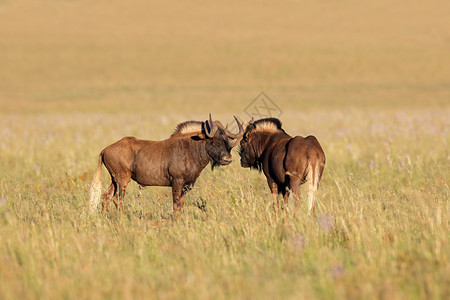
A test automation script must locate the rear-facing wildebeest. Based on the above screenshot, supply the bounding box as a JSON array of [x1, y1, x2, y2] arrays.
[[89, 114, 244, 214], [238, 118, 325, 216]]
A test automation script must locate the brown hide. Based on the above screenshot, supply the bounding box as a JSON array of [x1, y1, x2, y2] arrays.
[[89, 116, 243, 213], [239, 118, 325, 215]]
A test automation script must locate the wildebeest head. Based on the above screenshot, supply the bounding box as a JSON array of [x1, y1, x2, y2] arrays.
[[188, 114, 244, 169], [238, 120, 257, 168], [238, 118, 283, 169]]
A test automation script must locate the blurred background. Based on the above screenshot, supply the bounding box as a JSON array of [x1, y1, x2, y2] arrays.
[[1, 0, 449, 115], [0, 2, 449, 299]]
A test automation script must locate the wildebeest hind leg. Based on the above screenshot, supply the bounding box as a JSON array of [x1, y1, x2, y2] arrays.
[[289, 177, 302, 209], [282, 189, 290, 207], [113, 174, 131, 211], [267, 179, 279, 217], [102, 182, 116, 212]]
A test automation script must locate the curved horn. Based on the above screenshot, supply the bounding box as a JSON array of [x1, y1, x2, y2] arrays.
[[205, 113, 217, 138], [211, 117, 244, 139], [230, 116, 244, 138], [228, 116, 245, 148], [239, 117, 254, 136]]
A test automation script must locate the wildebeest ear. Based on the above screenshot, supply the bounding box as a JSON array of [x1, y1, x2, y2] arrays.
[[191, 133, 207, 140]]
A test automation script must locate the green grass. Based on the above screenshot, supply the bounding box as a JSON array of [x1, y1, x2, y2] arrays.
[[0, 0, 449, 299]]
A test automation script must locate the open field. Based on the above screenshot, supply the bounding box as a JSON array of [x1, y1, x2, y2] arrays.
[[0, 0, 449, 299]]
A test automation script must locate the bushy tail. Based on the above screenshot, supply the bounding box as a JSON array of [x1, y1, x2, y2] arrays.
[[306, 160, 324, 213], [89, 153, 103, 214]]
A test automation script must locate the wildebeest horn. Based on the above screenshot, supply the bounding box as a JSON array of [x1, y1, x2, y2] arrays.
[[205, 113, 218, 138], [227, 116, 245, 148], [224, 116, 244, 139], [205, 114, 244, 142], [240, 117, 254, 133], [210, 117, 244, 138]]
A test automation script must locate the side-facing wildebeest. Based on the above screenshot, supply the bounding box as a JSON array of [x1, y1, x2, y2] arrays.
[[237, 118, 325, 216], [89, 114, 244, 214]]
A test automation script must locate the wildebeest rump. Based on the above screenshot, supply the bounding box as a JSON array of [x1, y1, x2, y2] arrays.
[[238, 118, 325, 215], [89, 114, 244, 213]]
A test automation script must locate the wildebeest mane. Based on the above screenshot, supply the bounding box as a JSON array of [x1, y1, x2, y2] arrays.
[[252, 118, 283, 132], [172, 121, 204, 136]]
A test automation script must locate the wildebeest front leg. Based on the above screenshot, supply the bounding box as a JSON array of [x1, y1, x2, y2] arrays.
[[172, 179, 185, 212], [179, 184, 193, 210]]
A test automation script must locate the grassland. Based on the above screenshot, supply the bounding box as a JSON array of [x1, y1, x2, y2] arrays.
[[0, 0, 449, 299]]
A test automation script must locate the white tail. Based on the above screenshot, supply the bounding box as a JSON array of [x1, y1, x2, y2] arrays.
[[89, 154, 103, 214], [306, 162, 321, 213]]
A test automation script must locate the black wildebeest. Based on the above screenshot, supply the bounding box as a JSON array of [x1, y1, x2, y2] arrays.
[[237, 118, 325, 216], [89, 114, 244, 213]]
